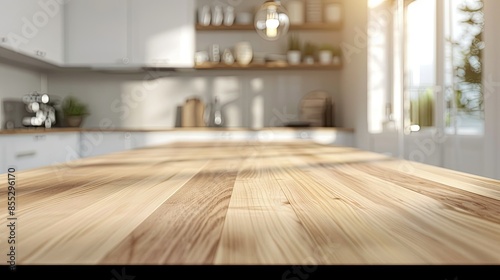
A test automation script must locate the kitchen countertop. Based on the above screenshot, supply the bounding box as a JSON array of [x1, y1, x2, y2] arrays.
[[0, 140, 499, 265], [0, 126, 354, 135]]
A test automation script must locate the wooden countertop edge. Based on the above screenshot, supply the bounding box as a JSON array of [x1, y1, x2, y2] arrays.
[[0, 127, 355, 135]]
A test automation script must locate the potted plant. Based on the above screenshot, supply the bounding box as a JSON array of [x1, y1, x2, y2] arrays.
[[287, 33, 302, 65], [62, 96, 89, 127], [303, 42, 317, 64]]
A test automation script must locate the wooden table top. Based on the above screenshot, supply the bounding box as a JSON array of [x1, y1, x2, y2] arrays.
[[1, 140, 499, 265]]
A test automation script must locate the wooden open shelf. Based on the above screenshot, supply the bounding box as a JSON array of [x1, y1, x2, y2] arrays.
[[194, 61, 342, 70], [195, 22, 342, 31]]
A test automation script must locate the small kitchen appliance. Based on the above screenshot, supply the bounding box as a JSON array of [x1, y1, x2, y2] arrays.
[[2, 91, 57, 129]]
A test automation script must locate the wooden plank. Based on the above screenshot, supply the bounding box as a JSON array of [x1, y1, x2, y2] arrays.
[[282, 151, 500, 264], [214, 151, 317, 264], [194, 62, 341, 70], [195, 23, 342, 31], [1, 149, 209, 264], [100, 157, 241, 264]]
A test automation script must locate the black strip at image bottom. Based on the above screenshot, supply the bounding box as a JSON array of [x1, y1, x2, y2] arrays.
[[0, 264, 498, 279]]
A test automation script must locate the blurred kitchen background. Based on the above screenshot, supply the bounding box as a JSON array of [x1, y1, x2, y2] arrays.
[[1, 0, 500, 180]]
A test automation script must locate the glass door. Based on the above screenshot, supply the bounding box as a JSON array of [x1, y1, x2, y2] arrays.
[[442, 0, 485, 176], [367, 0, 486, 177], [401, 0, 442, 167]]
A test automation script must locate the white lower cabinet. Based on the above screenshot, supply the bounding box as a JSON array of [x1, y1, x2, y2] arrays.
[[137, 130, 355, 147], [79, 131, 146, 158], [0, 129, 355, 172], [2, 132, 80, 172]]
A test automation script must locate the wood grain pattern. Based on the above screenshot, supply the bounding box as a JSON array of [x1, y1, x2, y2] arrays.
[[0, 141, 499, 264]]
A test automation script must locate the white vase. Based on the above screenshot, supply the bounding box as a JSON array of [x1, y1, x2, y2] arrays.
[[287, 50, 302, 65], [212, 5, 223, 26], [198, 5, 211, 26], [318, 50, 332, 64], [224, 6, 235, 26], [235, 41, 253, 65], [222, 48, 235, 64]]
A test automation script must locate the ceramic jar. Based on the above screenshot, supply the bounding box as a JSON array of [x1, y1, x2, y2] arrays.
[[324, 2, 342, 24], [287, 0, 305, 25], [287, 50, 302, 65], [224, 6, 235, 26], [318, 50, 333, 64], [234, 41, 253, 65], [198, 5, 211, 26], [212, 5, 223, 26]]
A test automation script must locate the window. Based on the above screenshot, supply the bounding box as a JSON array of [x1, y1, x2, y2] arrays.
[[368, 0, 484, 135], [445, 0, 484, 135]]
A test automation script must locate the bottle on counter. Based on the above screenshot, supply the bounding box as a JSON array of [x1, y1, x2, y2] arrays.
[[205, 96, 224, 127]]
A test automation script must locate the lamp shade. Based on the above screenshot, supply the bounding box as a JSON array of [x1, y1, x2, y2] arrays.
[[254, 0, 290, 41]]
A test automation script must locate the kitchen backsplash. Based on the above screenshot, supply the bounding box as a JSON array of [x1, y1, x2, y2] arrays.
[[45, 70, 340, 129]]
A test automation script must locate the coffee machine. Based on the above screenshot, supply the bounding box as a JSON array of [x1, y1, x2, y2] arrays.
[[2, 91, 57, 129]]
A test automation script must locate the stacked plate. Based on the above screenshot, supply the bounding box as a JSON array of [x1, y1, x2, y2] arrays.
[[299, 90, 334, 127], [305, 0, 323, 23]]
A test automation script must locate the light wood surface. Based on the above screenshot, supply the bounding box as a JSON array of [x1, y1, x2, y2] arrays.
[[0, 141, 499, 265]]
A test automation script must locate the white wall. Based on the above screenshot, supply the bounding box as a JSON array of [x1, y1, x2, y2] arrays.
[[340, 0, 369, 150], [47, 70, 341, 129], [483, 0, 500, 179], [0, 61, 43, 128]]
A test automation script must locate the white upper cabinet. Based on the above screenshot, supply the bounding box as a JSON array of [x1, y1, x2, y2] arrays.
[[129, 0, 195, 68], [65, 0, 195, 68], [0, 1, 23, 47], [0, 0, 64, 65], [64, 0, 129, 66]]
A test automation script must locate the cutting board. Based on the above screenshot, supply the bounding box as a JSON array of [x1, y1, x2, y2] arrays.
[[181, 97, 206, 127], [299, 90, 334, 127]]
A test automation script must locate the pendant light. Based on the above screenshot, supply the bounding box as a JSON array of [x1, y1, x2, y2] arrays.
[[254, 0, 290, 41]]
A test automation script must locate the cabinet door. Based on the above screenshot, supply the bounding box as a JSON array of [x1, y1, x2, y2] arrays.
[[43, 133, 81, 167], [0, 0, 24, 50], [80, 132, 134, 158], [127, 132, 148, 150], [3, 133, 80, 172], [129, 0, 195, 67], [64, 0, 129, 66], [0, 0, 64, 64], [3, 134, 48, 171]]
